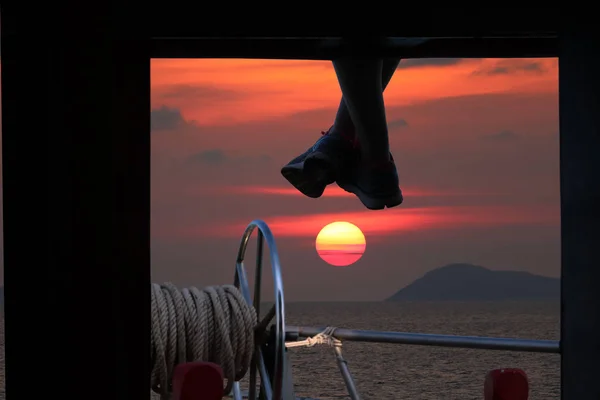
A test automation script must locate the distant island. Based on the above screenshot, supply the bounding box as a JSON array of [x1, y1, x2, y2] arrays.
[[386, 263, 560, 301]]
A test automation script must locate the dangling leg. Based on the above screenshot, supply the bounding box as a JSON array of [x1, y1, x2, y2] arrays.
[[332, 58, 403, 209], [329, 58, 400, 139], [281, 58, 401, 200]]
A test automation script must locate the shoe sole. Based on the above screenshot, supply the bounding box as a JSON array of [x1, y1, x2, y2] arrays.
[[280, 152, 337, 198], [337, 181, 404, 210]]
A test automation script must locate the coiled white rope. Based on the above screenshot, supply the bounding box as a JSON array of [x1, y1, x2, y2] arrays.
[[151, 283, 257, 399]]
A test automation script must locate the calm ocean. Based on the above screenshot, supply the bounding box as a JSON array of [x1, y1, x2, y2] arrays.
[[283, 301, 559, 400]]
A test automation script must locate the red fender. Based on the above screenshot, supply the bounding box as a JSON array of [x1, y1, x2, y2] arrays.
[[172, 362, 224, 400], [484, 368, 529, 400]]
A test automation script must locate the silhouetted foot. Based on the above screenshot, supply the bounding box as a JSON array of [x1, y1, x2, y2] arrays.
[[337, 156, 404, 210], [281, 129, 357, 198]]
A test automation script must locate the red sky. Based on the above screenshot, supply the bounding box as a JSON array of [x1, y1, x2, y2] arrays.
[[150, 58, 560, 301]]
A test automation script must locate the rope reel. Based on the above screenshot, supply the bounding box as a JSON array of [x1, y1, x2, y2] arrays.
[[150, 283, 257, 397], [150, 220, 290, 400]]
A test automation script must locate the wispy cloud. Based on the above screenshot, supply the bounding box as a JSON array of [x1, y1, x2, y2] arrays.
[[168, 205, 557, 239], [151, 106, 188, 132], [397, 58, 476, 69], [483, 130, 520, 142], [187, 149, 227, 164], [471, 60, 549, 77], [388, 118, 409, 130]]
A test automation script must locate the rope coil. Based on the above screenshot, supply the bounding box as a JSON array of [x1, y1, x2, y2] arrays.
[[151, 283, 257, 399]]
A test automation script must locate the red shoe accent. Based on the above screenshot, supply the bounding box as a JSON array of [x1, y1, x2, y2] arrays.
[[172, 362, 224, 400], [484, 368, 529, 400]]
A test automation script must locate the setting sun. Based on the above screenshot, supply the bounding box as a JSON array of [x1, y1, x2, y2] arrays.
[[315, 221, 366, 267]]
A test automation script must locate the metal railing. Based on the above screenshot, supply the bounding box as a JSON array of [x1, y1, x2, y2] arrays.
[[286, 325, 559, 353], [233, 220, 560, 400]]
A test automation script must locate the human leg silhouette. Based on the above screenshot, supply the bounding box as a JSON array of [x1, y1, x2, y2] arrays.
[[332, 58, 403, 209], [281, 58, 401, 207], [328, 58, 400, 140]]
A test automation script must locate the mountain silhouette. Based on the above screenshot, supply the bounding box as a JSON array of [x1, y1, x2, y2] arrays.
[[386, 263, 559, 301]]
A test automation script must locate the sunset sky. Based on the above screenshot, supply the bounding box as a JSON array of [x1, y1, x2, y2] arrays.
[[150, 57, 560, 301]]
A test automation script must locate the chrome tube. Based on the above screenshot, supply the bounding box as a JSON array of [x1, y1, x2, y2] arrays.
[[234, 220, 288, 400], [287, 326, 559, 354], [333, 346, 361, 400]]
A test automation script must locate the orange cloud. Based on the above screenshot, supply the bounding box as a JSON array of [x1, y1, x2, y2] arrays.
[[150, 58, 558, 127], [167, 205, 557, 240]]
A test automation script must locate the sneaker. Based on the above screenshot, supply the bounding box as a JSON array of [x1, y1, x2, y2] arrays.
[[281, 129, 358, 198], [336, 156, 404, 210]]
